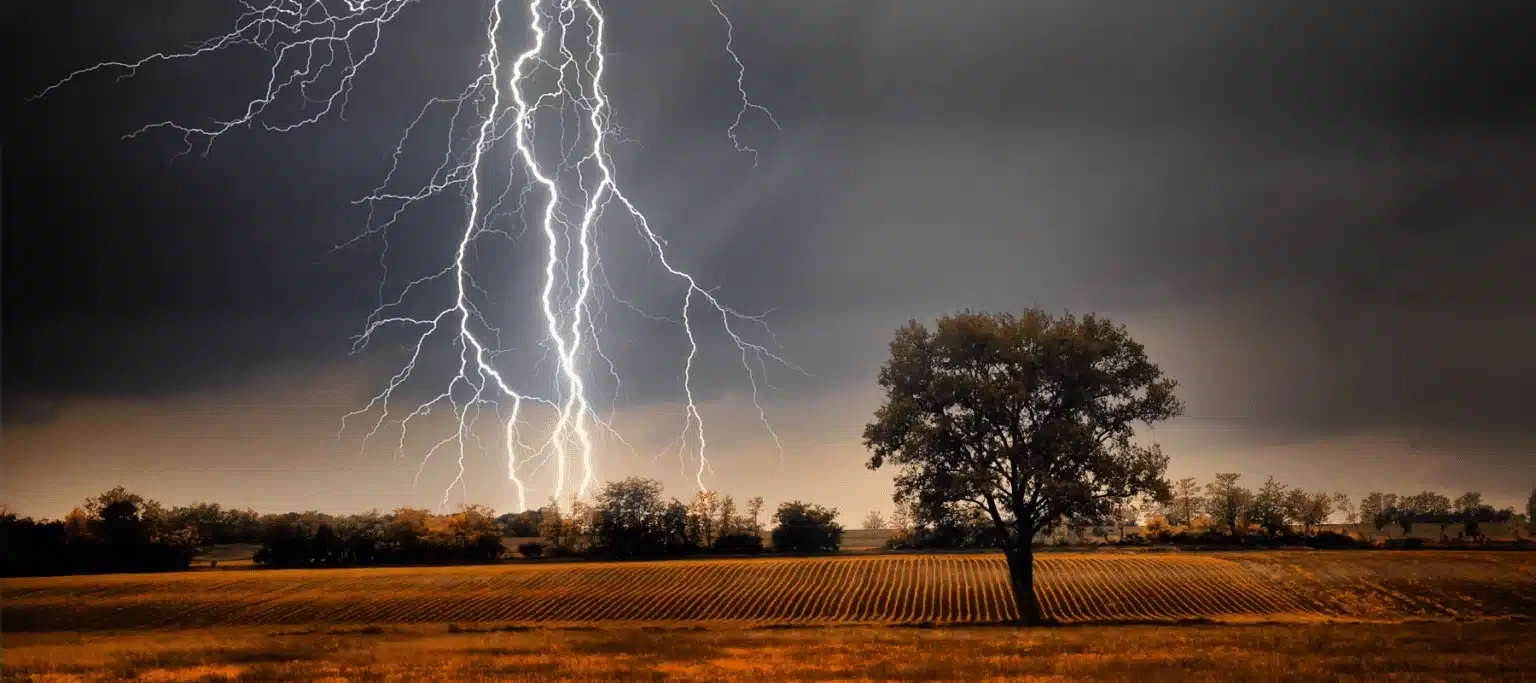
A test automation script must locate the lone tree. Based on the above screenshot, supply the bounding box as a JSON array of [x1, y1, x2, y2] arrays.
[[864, 310, 1181, 624]]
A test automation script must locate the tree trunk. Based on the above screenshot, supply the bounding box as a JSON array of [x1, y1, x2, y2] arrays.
[[1003, 546, 1045, 624]]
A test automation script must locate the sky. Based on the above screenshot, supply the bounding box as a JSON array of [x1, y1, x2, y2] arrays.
[[4, 1, 1534, 520]]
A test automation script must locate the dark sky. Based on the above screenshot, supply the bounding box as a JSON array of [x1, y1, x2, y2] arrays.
[[4, 1, 1534, 517]]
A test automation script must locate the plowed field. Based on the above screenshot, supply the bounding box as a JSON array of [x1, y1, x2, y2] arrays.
[[5, 551, 1532, 632]]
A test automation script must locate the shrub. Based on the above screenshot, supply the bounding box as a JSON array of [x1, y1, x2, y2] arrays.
[[1170, 529, 1224, 546], [1384, 537, 1425, 550], [1113, 533, 1148, 547], [1307, 530, 1363, 549], [885, 535, 919, 551], [1270, 531, 1308, 547], [470, 532, 506, 562], [1188, 515, 1214, 534], [1144, 515, 1174, 543], [516, 542, 545, 560], [712, 533, 764, 554]]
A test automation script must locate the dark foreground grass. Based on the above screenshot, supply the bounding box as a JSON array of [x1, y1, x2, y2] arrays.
[[3, 622, 1531, 682]]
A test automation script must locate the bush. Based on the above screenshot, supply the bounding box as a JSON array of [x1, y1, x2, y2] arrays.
[[712, 533, 764, 554], [470, 532, 507, 562], [1384, 537, 1426, 550], [1269, 532, 1308, 547], [1306, 530, 1364, 549], [516, 542, 545, 560], [885, 535, 918, 551], [1169, 529, 1224, 546], [1112, 533, 1148, 547], [1144, 516, 1174, 543]]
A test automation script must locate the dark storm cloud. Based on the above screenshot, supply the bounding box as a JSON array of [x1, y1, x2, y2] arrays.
[[632, 0, 1536, 443], [6, 0, 1534, 450], [610, 1, 1536, 131], [3, 0, 494, 417]]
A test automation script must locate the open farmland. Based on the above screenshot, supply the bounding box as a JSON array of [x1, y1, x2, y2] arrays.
[[5, 551, 1533, 632], [6, 622, 1533, 682]]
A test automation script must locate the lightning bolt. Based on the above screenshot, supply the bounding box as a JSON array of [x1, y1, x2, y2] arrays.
[[33, 0, 801, 512]]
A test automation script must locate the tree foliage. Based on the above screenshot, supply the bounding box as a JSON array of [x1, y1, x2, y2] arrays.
[[498, 510, 543, 537], [771, 501, 843, 552], [1403, 491, 1452, 517], [1331, 493, 1354, 525], [1164, 477, 1204, 527], [862, 511, 887, 531], [591, 477, 669, 557], [687, 490, 723, 548], [2, 479, 829, 577], [1246, 477, 1291, 537], [252, 504, 504, 568], [889, 500, 1002, 550], [718, 495, 740, 537], [864, 310, 1180, 623], [744, 496, 766, 535], [1204, 473, 1252, 536], [534, 483, 780, 557], [1282, 489, 1340, 535], [1354, 490, 1514, 540], [1360, 493, 1399, 532], [1, 489, 196, 577], [1143, 515, 1174, 541]]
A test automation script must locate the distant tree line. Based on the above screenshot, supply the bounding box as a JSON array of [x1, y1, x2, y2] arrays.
[[1102, 476, 1525, 547], [1355, 491, 1521, 542], [0, 487, 250, 577], [1, 479, 849, 576], [517, 477, 842, 559], [3, 474, 1522, 577], [877, 473, 1531, 550], [251, 505, 506, 567]]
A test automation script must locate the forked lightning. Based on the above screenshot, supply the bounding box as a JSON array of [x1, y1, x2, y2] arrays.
[[34, 0, 797, 512]]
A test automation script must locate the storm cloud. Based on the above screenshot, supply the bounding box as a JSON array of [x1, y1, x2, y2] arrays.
[[4, 0, 1533, 514]]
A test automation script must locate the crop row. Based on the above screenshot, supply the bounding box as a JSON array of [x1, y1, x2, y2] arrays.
[[5, 552, 1533, 632]]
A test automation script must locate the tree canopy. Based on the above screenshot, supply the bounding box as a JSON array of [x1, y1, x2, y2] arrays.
[[864, 309, 1181, 622]]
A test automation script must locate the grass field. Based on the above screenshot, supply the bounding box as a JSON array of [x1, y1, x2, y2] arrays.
[[3, 622, 1531, 681], [6, 551, 1533, 632]]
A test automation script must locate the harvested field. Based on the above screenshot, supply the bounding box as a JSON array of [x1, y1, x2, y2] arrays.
[[4, 551, 1532, 632], [5, 622, 1532, 682]]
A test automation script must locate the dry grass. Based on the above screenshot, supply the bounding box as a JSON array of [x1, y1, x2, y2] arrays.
[[6, 551, 1533, 632], [3, 622, 1531, 682]]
